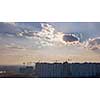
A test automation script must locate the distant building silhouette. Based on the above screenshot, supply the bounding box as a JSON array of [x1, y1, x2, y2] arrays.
[[35, 62, 100, 78], [20, 66, 34, 74], [0, 62, 100, 78]]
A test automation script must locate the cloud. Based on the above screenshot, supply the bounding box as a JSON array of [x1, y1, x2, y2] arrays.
[[63, 34, 79, 43], [5, 43, 26, 50], [16, 23, 63, 47], [84, 37, 100, 50], [48, 22, 100, 36], [0, 22, 21, 34], [15, 22, 42, 31], [2, 22, 99, 50], [0, 22, 41, 36], [16, 23, 82, 48]]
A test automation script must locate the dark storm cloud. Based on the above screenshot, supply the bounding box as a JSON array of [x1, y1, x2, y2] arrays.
[[63, 34, 79, 42]]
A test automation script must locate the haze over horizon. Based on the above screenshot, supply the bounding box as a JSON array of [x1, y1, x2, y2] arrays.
[[0, 22, 100, 65]]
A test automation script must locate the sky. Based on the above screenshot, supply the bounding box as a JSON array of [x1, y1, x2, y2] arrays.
[[0, 22, 100, 65]]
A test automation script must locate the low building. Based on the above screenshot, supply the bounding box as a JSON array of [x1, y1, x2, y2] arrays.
[[20, 66, 34, 74]]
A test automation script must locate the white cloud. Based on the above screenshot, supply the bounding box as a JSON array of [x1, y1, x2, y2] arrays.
[[84, 37, 100, 50], [5, 43, 26, 50], [16, 23, 81, 48]]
